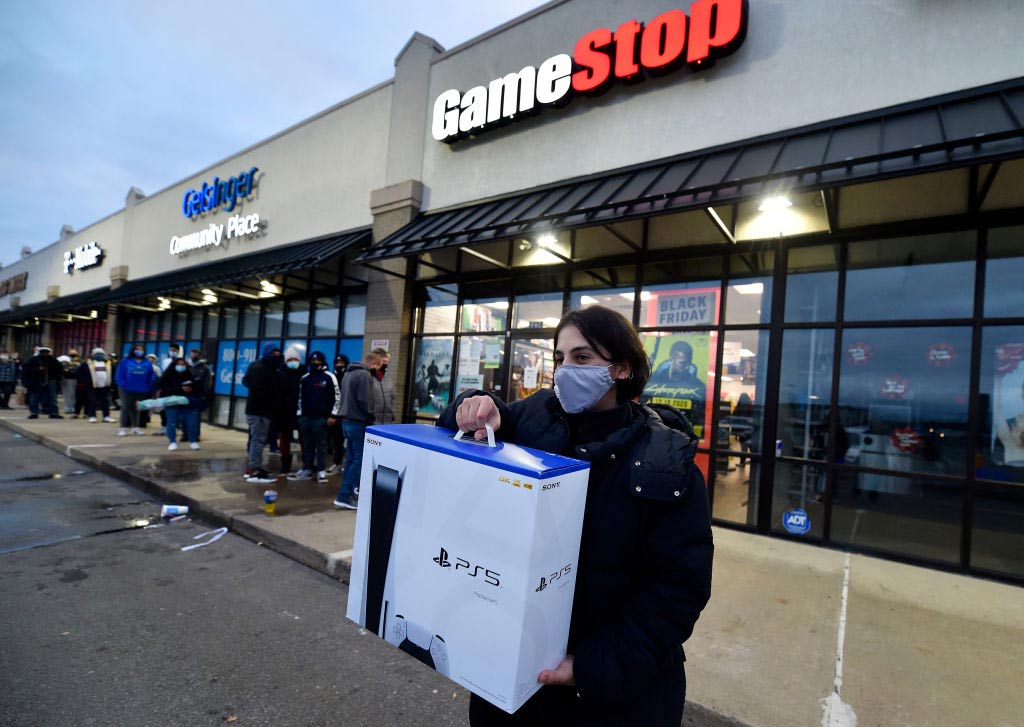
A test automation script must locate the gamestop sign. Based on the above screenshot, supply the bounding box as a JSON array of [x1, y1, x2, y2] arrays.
[[432, 0, 748, 143]]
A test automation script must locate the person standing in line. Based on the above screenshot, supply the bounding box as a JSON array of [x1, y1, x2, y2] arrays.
[[161, 344, 181, 372], [289, 350, 340, 484], [188, 349, 213, 441], [274, 348, 305, 476], [116, 344, 157, 436], [370, 347, 396, 424], [325, 354, 349, 474], [108, 353, 120, 411], [59, 352, 78, 415], [242, 344, 282, 484], [22, 346, 63, 419], [157, 357, 203, 451], [0, 351, 17, 409], [77, 348, 115, 423], [333, 350, 380, 509]]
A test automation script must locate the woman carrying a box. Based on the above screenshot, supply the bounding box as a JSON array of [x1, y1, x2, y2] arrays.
[[443, 305, 714, 726]]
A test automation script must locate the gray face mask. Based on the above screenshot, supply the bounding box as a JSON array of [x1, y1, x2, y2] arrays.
[[553, 364, 616, 414]]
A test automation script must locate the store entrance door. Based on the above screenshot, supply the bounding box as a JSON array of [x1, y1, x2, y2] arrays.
[[507, 334, 554, 404]]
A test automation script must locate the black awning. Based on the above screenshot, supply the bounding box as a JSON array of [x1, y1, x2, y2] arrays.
[[99, 228, 370, 304], [0, 287, 110, 325], [358, 77, 1024, 262]]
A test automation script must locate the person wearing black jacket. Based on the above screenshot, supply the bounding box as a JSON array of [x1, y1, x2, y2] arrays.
[[22, 346, 64, 419], [156, 357, 204, 451], [188, 349, 213, 439], [441, 305, 713, 726], [289, 350, 340, 484], [274, 348, 306, 475], [325, 354, 349, 474], [241, 344, 282, 484]]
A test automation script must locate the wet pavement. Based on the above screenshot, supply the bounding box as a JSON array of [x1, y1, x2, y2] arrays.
[[2, 411, 1022, 727]]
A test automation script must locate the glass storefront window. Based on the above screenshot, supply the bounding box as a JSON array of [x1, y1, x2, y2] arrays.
[[188, 310, 203, 340], [845, 232, 976, 321], [971, 487, 1024, 579], [205, 308, 219, 340], [286, 299, 309, 338], [241, 304, 260, 338], [420, 287, 458, 334], [509, 337, 553, 403], [984, 225, 1024, 318], [977, 326, 1024, 484], [831, 470, 962, 564], [727, 251, 774, 325], [313, 296, 340, 337], [639, 281, 721, 328], [172, 312, 186, 339], [777, 329, 836, 460], [344, 294, 366, 335], [718, 329, 770, 455], [158, 312, 171, 340], [220, 306, 237, 339], [786, 244, 839, 322], [769, 461, 825, 539], [512, 292, 562, 329], [264, 300, 284, 338], [839, 327, 971, 477], [569, 288, 634, 319], [460, 298, 507, 333], [410, 337, 454, 417], [455, 335, 506, 396], [712, 461, 760, 528]]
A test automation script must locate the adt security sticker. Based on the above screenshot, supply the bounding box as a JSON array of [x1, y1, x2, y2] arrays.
[[783, 508, 811, 535]]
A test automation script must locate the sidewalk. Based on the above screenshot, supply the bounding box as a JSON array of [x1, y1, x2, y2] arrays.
[[2, 411, 1021, 727]]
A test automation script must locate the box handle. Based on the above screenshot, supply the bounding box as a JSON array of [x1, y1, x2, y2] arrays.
[[455, 423, 496, 448]]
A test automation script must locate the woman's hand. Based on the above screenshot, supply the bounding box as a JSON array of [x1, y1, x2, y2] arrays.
[[455, 395, 501, 441], [538, 655, 574, 686]]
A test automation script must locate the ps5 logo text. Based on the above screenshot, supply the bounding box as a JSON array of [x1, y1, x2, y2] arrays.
[[431, 546, 500, 587]]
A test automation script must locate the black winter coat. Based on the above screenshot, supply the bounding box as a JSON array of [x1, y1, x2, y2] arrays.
[[243, 358, 278, 417], [157, 367, 205, 409], [273, 365, 305, 430], [22, 355, 64, 390], [438, 389, 714, 726]]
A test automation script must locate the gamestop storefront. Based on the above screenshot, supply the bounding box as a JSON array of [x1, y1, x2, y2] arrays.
[[357, 0, 1024, 582]]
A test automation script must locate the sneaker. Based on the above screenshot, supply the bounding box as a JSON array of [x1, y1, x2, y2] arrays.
[[103, 416, 116, 423], [332, 496, 358, 510], [246, 469, 278, 484], [325, 463, 339, 474], [49, 414, 64, 419], [268, 448, 281, 456], [190, 442, 201, 450], [27, 414, 38, 419], [317, 471, 328, 483], [287, 469, 314, 481], [88, 417, 97, 423], [132, 428, 145, 435], [168, 442, 178, 451], [354, 486, 359, 496], [118, 428, 128, 436]]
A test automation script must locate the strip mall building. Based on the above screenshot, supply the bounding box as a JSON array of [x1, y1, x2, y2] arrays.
[[2, 0, 1023, 582]]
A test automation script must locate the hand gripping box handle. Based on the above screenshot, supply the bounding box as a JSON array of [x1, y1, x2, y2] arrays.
[[453, 423, 496, 448]]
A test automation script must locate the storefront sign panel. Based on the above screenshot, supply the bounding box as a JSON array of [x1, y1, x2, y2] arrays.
[[62, 241, 103, 274], [0, 272, 28, 297]]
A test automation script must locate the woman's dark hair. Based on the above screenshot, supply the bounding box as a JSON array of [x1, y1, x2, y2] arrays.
[[555, 305, 650, 403]]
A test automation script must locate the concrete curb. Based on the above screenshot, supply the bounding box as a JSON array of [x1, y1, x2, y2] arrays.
[[2, 417, 753, 727]]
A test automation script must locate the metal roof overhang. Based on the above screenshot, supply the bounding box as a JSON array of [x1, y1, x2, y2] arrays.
[[357, 77, 1024, 263], [98, 228, 370, 305], [0, 287, 110, 325]]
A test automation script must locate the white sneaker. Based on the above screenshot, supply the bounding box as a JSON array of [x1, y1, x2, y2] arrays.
[[88, 417, 97, 423], [325, 463, 339, 474], [168, 442, 178, 451], [287, 469, 313, 481], [132, 428, 145, 435], [190, 442, 201, 450], [317, 470, 328, 483], [118, 428, 129, 437], [103, 416, 116, 423]]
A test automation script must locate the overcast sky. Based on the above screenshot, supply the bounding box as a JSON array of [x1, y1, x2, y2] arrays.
[[0, 0, 546, 267]]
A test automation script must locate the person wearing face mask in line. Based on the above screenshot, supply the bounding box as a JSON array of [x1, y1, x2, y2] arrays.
[[116, 345, 158, 436], [59, 350, 80, 416], [290, 350, 340, 484], [188, 349, 213, 441], [0, 350, 18, 409], [76, 348, 115, 423], [440, 305, 713, 727], [242, 344, 283, 484], [273, 348, 306, 476], [22, 346, 64, 419], [156, 357, 203, 451], [370, 347, 396, 425], [325, 354, 349, 474]]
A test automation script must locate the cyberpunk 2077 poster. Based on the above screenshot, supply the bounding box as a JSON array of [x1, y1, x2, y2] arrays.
[[412, 337, 453, 417], [642, 332, 715, 445]]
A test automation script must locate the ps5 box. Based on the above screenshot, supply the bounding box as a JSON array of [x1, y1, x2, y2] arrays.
[[346, 424, 590, 714]]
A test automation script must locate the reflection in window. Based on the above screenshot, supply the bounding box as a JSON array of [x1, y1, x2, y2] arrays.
[[455, 336, 505, 395], [985, 225, 1024, 318], [314, 296, 340, 337], [220, 307, 237, 339], [845, 232, 975, 321], [786, 244, 839, 322], [286, 299, 309, 337], [711, 461, 759, 528], [513, 292, 562, 329], [241, 304, 260, 338], [570, 288, 634, 319], [344, 294, 366, 335], [420, 287, 458, 334], [839, 327, 971, 478], [188, 310, 204, 339], [971, 488, 1024, 579], [264, 301, 284, 338], [461, 299, 507, 332], [769, 461, 826, 539], [509, 338, 553, 403], [977, 326, 1024, 484], [727, 251, 774, 325], [777, 330, 835, 461]]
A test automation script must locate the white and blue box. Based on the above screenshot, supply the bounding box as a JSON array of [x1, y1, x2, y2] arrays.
[[346, 424, 590, 714]]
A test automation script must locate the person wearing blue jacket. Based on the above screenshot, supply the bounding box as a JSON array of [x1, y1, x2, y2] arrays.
[[289, 350, 341, 484], [116, 343, 157, 436]]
